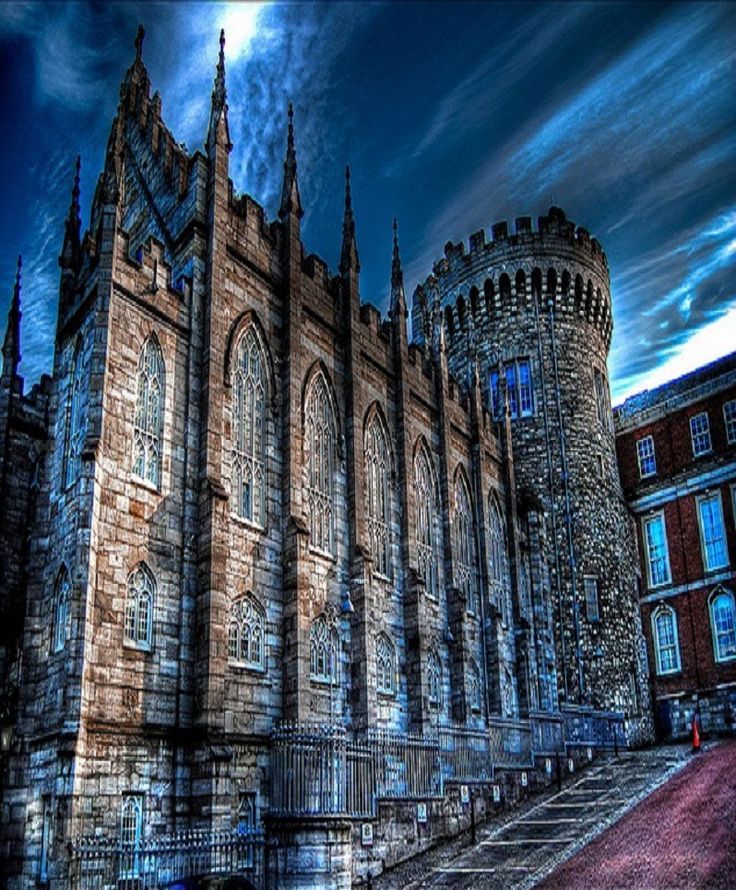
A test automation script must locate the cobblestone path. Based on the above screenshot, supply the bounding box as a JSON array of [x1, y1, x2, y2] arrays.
[[376, 746, 692, 890]]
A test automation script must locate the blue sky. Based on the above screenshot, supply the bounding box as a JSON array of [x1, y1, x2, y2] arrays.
[[0, 1, 734, 402]]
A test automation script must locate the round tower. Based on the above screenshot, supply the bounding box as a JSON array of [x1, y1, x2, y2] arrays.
[[413, 207, 649, 725]]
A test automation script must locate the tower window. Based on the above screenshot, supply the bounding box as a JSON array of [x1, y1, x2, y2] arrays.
[[583, 576, 600, 622], [228, 595, 266, 670], [133, 336, 165, 488], [690, 412, 712, 457], [636, 436, 656, 478], [594, 369, 612, 431], [53, 568, 72, 653], [310, 615, 339, 684], [490, 359, 533, 419], [376, 633, 396, 696], [427, 650, 442, 707], [124, 563, 155, 650]]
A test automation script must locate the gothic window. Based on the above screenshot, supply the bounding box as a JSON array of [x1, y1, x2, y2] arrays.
[[64, 337, 87, 488], [235, 791, 257, 866], [365, 412, 391, 577], [468, 660, 482, 713], [53, 568, 71, 653], [232, 327, 267, 526], [643, 512, 671, 588], [124, 563, 154, 650], [636, 435, 656, 478], [228, 595, 266, 670], [304, 372, 337, 555], [414, 444, 440, 599], [690, 412, 711, 457], [490, 359, 533, 419], [709, 590, 736, 662], [697, 492, 728, 572], [427, 650, 442, 707], [376, 633, 396, 696], [310, 615, 338, 683], [120, 794, 143, 879], [488, 495, 509, 623], [454, 474, 476, 614], [652, 605, 681, 675], [133, 335, 165, 488], [40, 797, 52, 882]]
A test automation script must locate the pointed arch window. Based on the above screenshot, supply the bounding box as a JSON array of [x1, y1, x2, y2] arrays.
[[488, 495, 510, 625], [305, 373, 337, 555], [468, 660, 482, 713], [652, 605, 681, 675], [64, 337, 87, 488], [414, 445, 440, 599], [454, 474, 477, 614], [228, 595, 266, 670], [365, 412, 391, 577], [120, 794, 144, 879], [232, 327, 267, 526], [124, 564, 155, 650], [376, 632, 396, 696], [310, 615, 338, 684], [709, 590, 736, 662], [53, 568, 72, 653], [427, 650, 442, 707], [133, 336, 165, 487]]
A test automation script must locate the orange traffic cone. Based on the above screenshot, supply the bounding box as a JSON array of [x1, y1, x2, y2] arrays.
[[691, 716, 701, 753]]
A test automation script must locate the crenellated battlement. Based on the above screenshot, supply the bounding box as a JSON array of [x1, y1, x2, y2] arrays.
[[414, 207, 613, 353]]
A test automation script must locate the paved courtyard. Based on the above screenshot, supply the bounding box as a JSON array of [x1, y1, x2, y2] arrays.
[[376, 742, 733, 889]]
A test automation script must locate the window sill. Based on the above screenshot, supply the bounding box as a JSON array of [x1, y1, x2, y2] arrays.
[[656, 668, 682, 677], [130, 474, 162, 495], [310, 675, 338, 687], [692, 450, 713, 459], [714, 654, 736, 664], [377, 690, 397, 700], [123, 641, 153, 655], [228, 660, 267, 674], [230, 513, 267, 535], [373, 571, 393, 584], [309, 546, 337, 563]]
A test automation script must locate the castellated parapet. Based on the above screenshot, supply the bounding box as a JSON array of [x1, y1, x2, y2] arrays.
[[412, 207, 649, 718]]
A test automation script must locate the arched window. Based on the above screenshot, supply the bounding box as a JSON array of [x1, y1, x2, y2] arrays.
[[415, 444, 440, 599], [427, 650, 442, 707], [228, 595, 266, 669], [64, 337, 86, 488], [454, 473, 476, 614], [304, 372, 337, 554], [365, 412, 391, 577], [710, 590, 736, 662], [133, 336, 165, 487], [468, 660, 482, 713], [53, 568, 71, 653], [488, 494, 510, 625], [120, 794, 144, 878], [124, 564, 155, 649], [652, 605, 681, 675], [232, 327, 267, 526], [376, 633, 396, 695], [310, 615, 338, 683]]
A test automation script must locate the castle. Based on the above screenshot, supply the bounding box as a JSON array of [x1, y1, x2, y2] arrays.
[[0, 27, 651, 888]]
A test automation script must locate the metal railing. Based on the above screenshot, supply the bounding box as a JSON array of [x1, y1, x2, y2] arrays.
[[70, 827, 264, 890], [488, 716, 534, 768], [269, 722, 346, 816], [561, 705, 624, 751], [530, 709, 566, 755]]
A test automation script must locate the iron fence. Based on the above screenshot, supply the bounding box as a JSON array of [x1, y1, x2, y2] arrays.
[[530, 709, 566, 755], [269, 722, 346, 816], [488, 716, 534, 768]]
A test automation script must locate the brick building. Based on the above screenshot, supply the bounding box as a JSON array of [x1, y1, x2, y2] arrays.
[[0, 28, 650, 888], [615, 351, 736, 741]]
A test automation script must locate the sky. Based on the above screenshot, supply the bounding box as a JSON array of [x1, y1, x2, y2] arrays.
[[0, 1, 734, 403]]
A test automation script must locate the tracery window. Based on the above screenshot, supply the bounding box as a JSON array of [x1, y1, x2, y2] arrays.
[[427, 650, 442, 707], [365, 412, 391, 577], [53, 568, 71, 653], [468, 660, 482, 713], [376, 633, 396, 696], [133, 336, 165, 487], [414, 445, 440, 599], [232, 328, 267, 526], [124, 563, 154, 649], [710, 590, 736, 662], [228, 595, 266, 670], [310, 615, 338, 683], [64, 337, 87, 489], [488, 495, 510, 625], [454, 474, 477, 614], [305, 372, 336, 554], [652, 605, 681, 675], [120, 794, 143, 879]]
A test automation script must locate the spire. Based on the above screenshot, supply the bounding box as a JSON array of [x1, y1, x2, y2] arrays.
[[279, 102, 303, 219], [339, 166, 360, 275], [134, 24, 145, 62], [390, 218, 407, 320], [59, 155, 82, 273], [207, 28, 232, 152], [3, 256, 22, 379]]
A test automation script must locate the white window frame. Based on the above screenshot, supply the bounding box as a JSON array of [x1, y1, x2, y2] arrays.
[[583, 576, 600, 622], [709, 589, 736, 663], [696, 491, 729, 572], [724, 400, 736, 445], [643, 511, 672, 589], [651, 605, 681, 675], [690, 412, 712, 457], [228, 595, 266, 671], [636, 435, 656, 479], [490, 358, 534, 419]]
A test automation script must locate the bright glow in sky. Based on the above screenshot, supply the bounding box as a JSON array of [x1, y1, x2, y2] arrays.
[[0, 2, 734, 401]]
